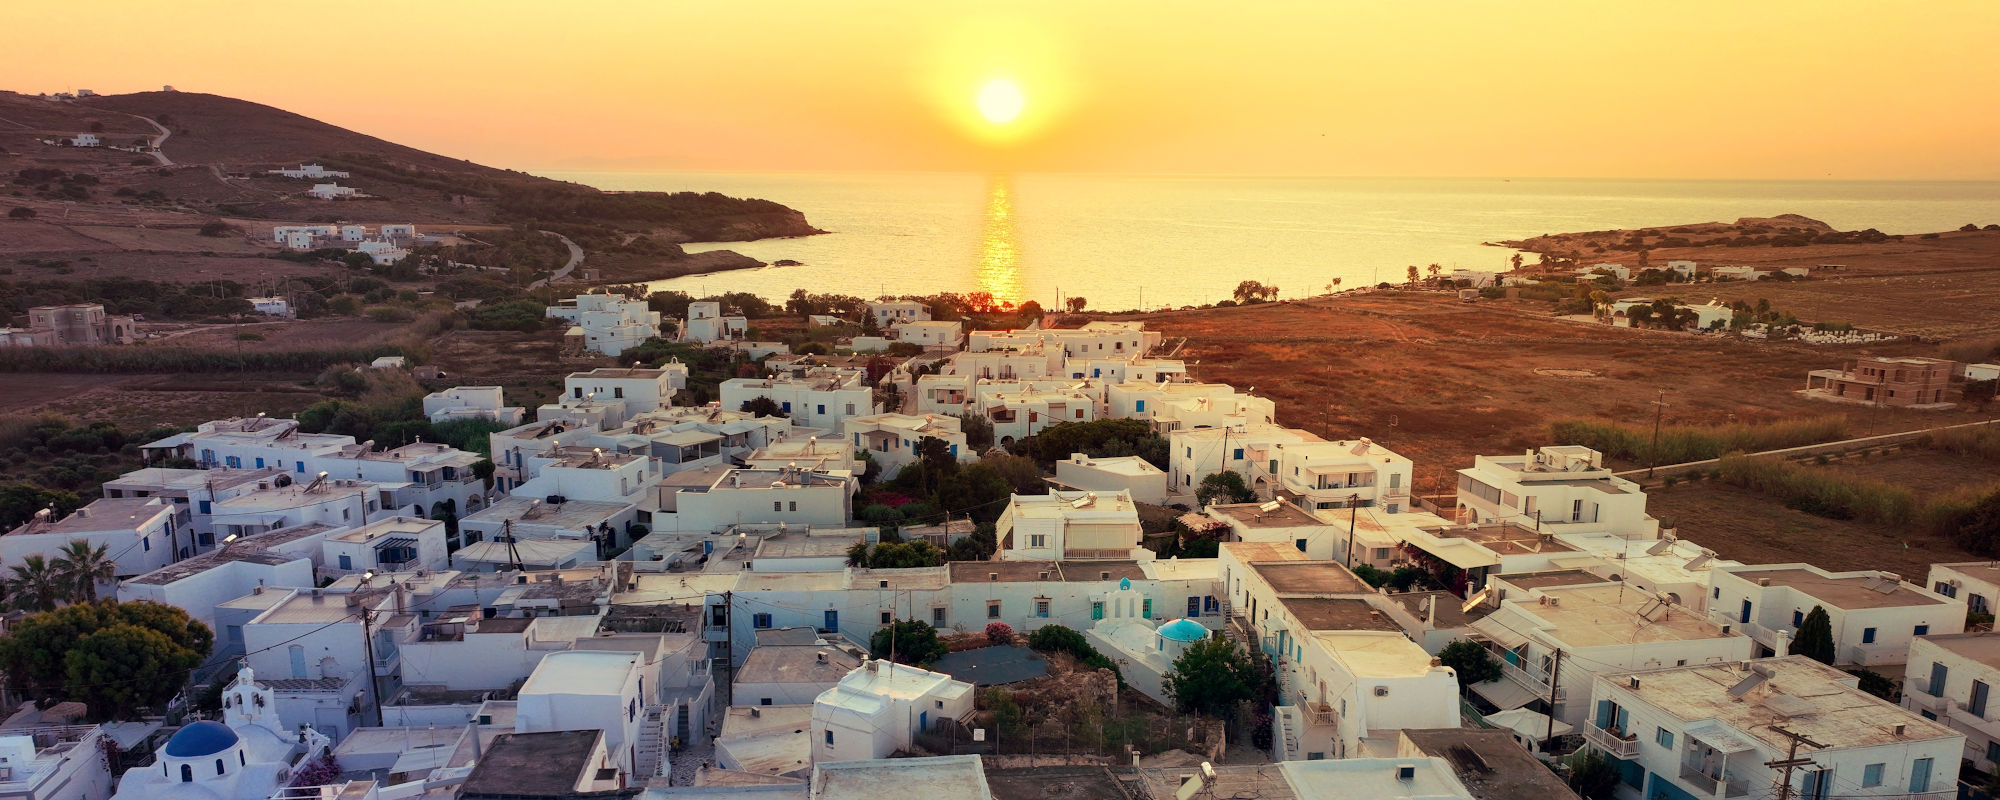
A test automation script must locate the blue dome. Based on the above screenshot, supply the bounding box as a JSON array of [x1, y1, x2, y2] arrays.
[[164, 721, 239, 758], [1158, 618, 1209, 643], [1118, 578, 1131, 590]]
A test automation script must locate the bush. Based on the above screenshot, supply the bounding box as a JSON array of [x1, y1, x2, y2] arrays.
[[985, 621, 1014, 645], [869, 618, 947, 665], [9, 207, 38, 220], [1437, 640, 1499, 687], [1549, 416, 1847, 466], [1715, 455, 1917, 526]]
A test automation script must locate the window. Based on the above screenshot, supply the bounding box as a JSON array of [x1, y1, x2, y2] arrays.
[[614, 387, 624, 399], [988, 601, 1001, 619], [1975, 680, 1991, 717], [789, 501, 797, 512], [1233, 448, 1244, 461], [1294, 538, 1307, 552], [816, 404, 825, 415], [1036, 599, 1050, 618], [844, 403, 856, 416], [1936, 581, 1959, 598], [825, 730, 834, 746], [1655, 728, 1674, 748], [143, 537, 150, 551], [1915, 624, 1929, 636], [1862, 627, 1877, 644], [1712, 587, 1720, 599], [1861, 763, 1883, 788], [753, 613, 772, 629], [181, 764, 193, 782], [881, 610, 892, 624], [1988, 741, 2000, 764], [216, 758, 226, 775], [760, 698, 773, 706], [1029, 534, 1046, 548], [1792, 609, 1803, 627], [933, 607, 946, 626], [1372, 547, 1391, 560], [773, 502, 782, 512]]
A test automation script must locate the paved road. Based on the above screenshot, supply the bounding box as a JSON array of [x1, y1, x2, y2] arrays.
[[130, 114, 172, 165], [527, 232, 585, 289], [1614, 416, 2000, 480]]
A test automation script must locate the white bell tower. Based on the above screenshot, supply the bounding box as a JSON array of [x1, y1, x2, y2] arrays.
[[221, 664, 279, 733]]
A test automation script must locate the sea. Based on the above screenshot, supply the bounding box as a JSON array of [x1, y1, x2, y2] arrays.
[[544, 172, 2000, 310]]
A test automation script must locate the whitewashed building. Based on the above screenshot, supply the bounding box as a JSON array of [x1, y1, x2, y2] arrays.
[[810, 660, 973, 763], [546, 292, 661, 357], [720, 368, 877, 431], [1710, 563, 1964, 666], [995, 489, 1148, 562], [0, 497, 180, 587], [842, 413, 970, 476], [1054, 453, 1168, 505], [422, 385, 526, 425], [1454, 445, 1659, 538], [683, 301, 748, 343], [865, 301, 930, 327]]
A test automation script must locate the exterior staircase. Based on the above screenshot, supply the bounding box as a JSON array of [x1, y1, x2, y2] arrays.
[[635, 705, 669, 780]]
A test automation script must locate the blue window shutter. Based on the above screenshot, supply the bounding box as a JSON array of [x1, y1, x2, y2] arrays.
[[1595, 701, 1612, 729], [1136, 400, 1145, 412]]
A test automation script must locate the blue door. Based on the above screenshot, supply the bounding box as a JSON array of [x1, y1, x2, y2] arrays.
[[1909, 757, 1933, 793], [1739, 599, 1752, 624], [919, 711, 928, 731], [1930, 662, 1949, 696], [824, 610, 838, 631]]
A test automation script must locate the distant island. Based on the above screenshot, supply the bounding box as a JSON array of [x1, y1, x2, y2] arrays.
[[1492, 213, 2000, 276]]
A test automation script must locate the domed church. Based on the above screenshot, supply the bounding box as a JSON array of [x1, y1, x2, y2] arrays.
[[111, 665, 333, 800]]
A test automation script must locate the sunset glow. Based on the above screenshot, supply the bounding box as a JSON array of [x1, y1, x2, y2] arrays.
[[2, 1, 1997, 177]]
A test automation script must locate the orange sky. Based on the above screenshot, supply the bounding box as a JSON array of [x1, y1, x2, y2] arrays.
[[6, 1, 1999, 178]]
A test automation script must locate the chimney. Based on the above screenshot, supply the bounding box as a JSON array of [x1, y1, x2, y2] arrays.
[[1758, 577, 1771, 586], [1893, 723, 1905, 737], [817, 651, 827, 664]]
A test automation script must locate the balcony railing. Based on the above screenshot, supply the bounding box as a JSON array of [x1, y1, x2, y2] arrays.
[[1496, 656, 1564, 702], [1677, 764, 1750, 797], [1583, 724, 1639, 758], [1947, 701, 2000, 741], [1845, 641, 1901, 667], [1295, 691, 1339, 727]]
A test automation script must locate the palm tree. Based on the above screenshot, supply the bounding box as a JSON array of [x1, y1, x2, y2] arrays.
[[53, 539, 116, 604], [5, 555, 65, 612]]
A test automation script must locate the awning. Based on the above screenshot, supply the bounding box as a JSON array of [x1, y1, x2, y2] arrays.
[[1470, 617, 1529, 650], [1470, 678, 1540, 711], [372, 536, 418, 554], [390, 744, 454, 776], [1485, 708, 1573, 740], [1682, 720, 1756, 753], [1422, 539, 1502, 570]]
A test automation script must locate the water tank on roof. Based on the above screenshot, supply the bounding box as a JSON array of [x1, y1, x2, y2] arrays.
[[546, 495, 567, 505]]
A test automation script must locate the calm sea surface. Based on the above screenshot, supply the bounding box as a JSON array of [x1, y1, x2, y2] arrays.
[[544, 172, 2000, 310]]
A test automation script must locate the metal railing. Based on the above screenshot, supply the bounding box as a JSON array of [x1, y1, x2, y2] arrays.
[[1496, 656, 1564, 701], [1676, 764, 1750, 797], [1582, 723, 1639, 758], [1294, 691, 1339, 727]]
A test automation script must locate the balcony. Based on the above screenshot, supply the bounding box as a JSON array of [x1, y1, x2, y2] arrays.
[[1496, 656, 1564, 702], [1295, 691, 1339, 728], [1947, 701, 2000, 741], [1583, 724, 1639, 758], [1845, 640, 1902, 667], [1677, 764, 1750, 798]]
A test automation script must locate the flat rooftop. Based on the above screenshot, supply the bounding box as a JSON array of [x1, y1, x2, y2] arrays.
[[327, 516, 439, 543], [1058, 455, 1163, 477], [1220, 540, 1311, 563], [1210, 501, 1323, 529], [1280, 597, 1403, 632], [1250, 561, 1371, 595], [459, 730, 599, 797], [947, 561, 1146, 583], [1401, 728, 1582, 800], [755, 534, 862, 560], [1136, 765, 1294, 800], [1919, 632, 2000, 669], [466, 495, 631, 529], [1424, 521, 1578, 555], [1496, 569, 1608, 590], [1530, 584, 1739, 647], [812, 755, 989, 800], [1616, 655, 1958, 751], [735, 645, 860, 686], [26, 497, 170, 534], [124, 523, 336, 585], [521, 651, 639, 697], [1011, 490, 1137, 518], [107, 466, 280, 491], [256, 590, 367, 625], [1313, 631, 1441, 677], [1732, 566, 1943, 609], [1391, 590, 1491, 628]]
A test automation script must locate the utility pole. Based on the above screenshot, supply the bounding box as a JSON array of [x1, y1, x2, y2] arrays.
[[1647, 389, 1668, 478], [1344, 493, 1360, 567], [356, 606, 384, 727], [1765, 725, 1827, 800], [1542, 649, 1563, 749]]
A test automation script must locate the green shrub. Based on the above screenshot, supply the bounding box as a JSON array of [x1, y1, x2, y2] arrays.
[[1714, 455, 1916, 525], [1549, 416, 1847, 465]]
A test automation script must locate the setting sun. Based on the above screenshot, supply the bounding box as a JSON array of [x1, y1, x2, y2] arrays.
[[976, 79, 1024, 125]]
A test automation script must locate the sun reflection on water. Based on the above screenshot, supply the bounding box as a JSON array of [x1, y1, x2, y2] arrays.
[[976, 175, 1023, 307]]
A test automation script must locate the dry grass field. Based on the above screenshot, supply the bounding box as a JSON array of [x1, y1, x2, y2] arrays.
[[1135, 291, 2000, 491], [1643, 481, 1979, 579]]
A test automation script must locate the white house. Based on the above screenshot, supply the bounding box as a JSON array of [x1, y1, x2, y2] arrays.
[[842, 413, 970, 476], [563, 367, 681, 425], [1903, 633, 2000, 774], [517, 650, 649, 777], [995, 490, 1148, 562], [339, 225, 367, 242], [1065, 356, 1187, 384], [735, 643, 864, 707], [422, 385, 526, 426], [0, 722, 116, 800], [1581, 263, 1630, 281], [977, 385, 1098, 444], [720, 368, 877, 431], [683, 301, 748, 343], [1968, 364, 2000, 382], [307, 183, 357, 200], [811, 660, 973, 763], [1928, 561, 2000, 615], [1054, 453, 1168, 505], [353, 239, 407, 265], [891, 320, 961, 351], [668, 467, 855, 535], [1268, 437, 1413, 515], [268, 163, 350, 179], [1586, 656, 1960, 800], [1084, 578, 1209, 706], [865, 301, 931, 327], [743, 435, 859, 475], [1665, 260, 1698, 279], [1710, 563, 1964, 667], [1468, 582, 1752, 731], [1168, 425, 1311, 499], [116, 522, 331, 638], [546, 292, 661, 357], [1206, 500, 1344, 562], [69, 133, 100, 147], [1454, 445, 1659, 538], [247, 296, 293, 317], [0, 497, 180, 588], [1712, 265, 1764, 281], [317, 516, 448, 578]]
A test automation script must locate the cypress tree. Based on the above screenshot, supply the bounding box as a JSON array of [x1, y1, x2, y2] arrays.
[[1790, 605, 1837, 664]]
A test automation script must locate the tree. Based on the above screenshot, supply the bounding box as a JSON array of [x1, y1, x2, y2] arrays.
[[869, 618, 947, 666], [1427, 263, 1443, 282], [1510, 253, 1524, 271], [1437, 640, 1500, 687], [9, 207, 38, 220], [4, 555, 64, 612], [956, 413, 995, 450], [53, 540, 116, 604], [0, 601, 212, 719], [1232, 281, 1267, 304], [1566, 749, 1620, 800], [1164, 635, 1256, 715], [1964, 379, 1997, 412], [198, 220, 234, 237], [1790, 605, 1836, 665], [1195, 471, 1256, 507], [1406, 265, 1420, 286], [739, 396, 783, 418], [1065, 296, 1088, 313]]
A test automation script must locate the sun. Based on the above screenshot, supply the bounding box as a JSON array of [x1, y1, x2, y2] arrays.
[[976, 79, 1025, 125]]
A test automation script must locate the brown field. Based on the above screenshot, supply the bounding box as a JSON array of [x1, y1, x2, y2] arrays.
[[1642, 482, 1976, 578], [1665, 274, 2000, 339], [145, 317, 412, 350], [423, 328, 572, 410], [1134, 292, 2000, 492]]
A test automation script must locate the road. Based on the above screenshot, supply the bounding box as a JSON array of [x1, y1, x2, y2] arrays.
[[527, 231, 584, 289], [127, 113, 172, 165], [1613, 416, 2000, 480]]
